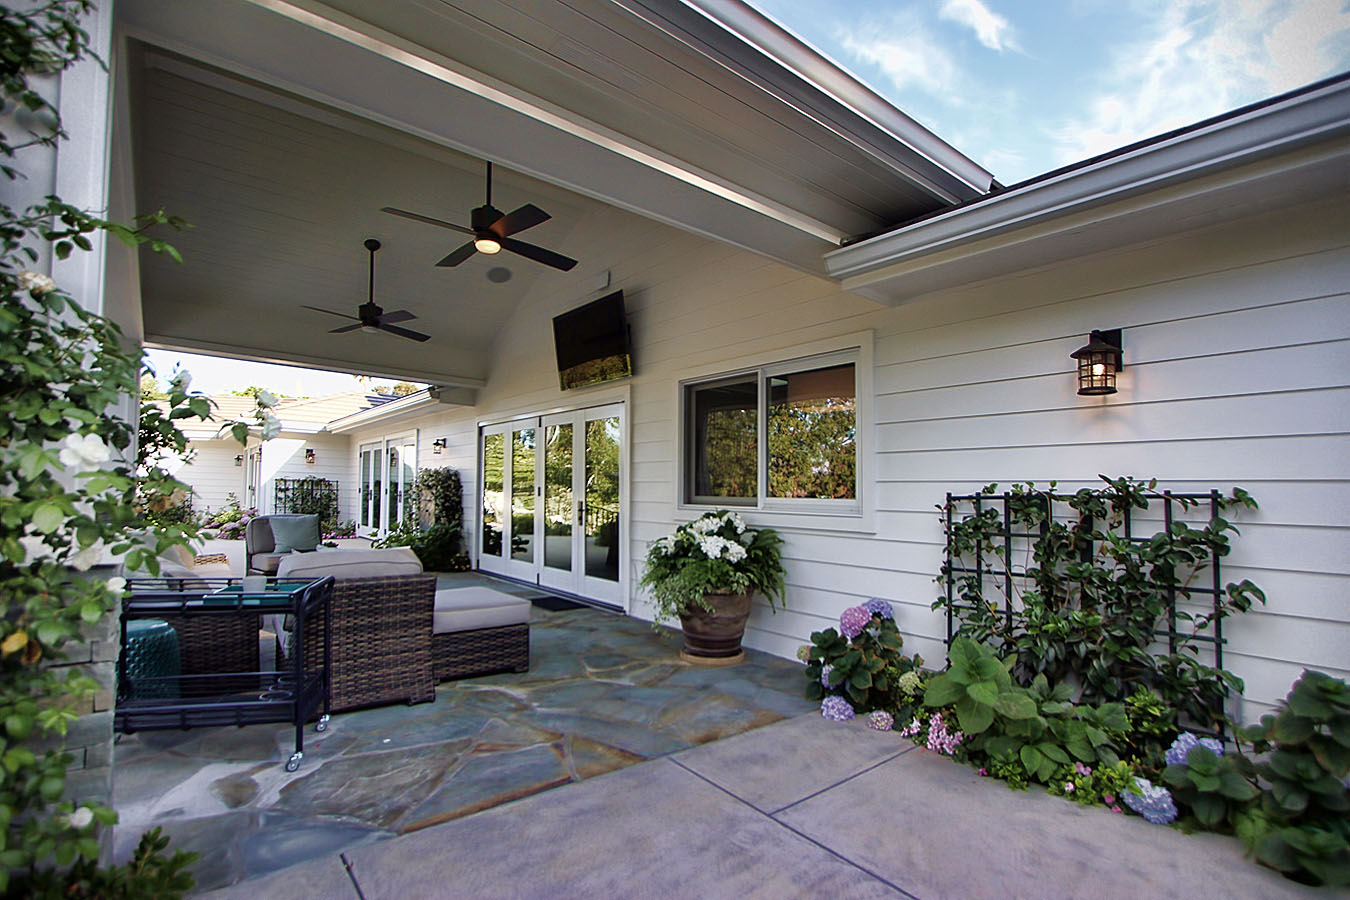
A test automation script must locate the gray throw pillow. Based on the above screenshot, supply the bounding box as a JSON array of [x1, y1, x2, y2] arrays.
[[270, 515, 320, 553]]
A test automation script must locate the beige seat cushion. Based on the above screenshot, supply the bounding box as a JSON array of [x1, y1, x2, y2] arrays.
[[433, 587, 531, 634], [276, 547, 422, 580]]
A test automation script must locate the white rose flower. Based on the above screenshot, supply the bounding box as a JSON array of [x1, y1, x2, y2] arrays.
[[260, 412, 282, 440], [256, 390, 279, 409], [58, 433, 110, 471], [168, 370, 192, 393], [18, 271, 56, 294], [69, 542, 103, 572], [66, 807, 94, 829], [105, 576, 127, 594]]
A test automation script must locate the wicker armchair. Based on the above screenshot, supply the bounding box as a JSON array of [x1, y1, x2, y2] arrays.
[[275, 551, 437, 712]]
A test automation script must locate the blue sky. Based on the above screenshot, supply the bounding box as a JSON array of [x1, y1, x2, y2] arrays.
[[150, 0, 1349, 394], [752, 0, 1350, 184]]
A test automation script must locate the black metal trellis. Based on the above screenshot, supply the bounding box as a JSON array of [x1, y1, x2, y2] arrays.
[[941, 487, 1229, 725], [274, 477, 340, 520]]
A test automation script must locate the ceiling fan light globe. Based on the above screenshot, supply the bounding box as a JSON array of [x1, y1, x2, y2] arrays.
[[361, 325, 379, 334], [475, 236, 502, 254]]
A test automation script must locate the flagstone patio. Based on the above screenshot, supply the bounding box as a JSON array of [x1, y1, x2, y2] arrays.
[[111, 585, 814, 894]]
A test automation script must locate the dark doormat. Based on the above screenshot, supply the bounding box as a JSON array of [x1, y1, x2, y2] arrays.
[[529, 596, 588, 612]]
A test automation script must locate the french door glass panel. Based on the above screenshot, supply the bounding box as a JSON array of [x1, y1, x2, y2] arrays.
[[584, 416, 620, 583], [486, 405, 623, 604], [543, 423, 573, 572]]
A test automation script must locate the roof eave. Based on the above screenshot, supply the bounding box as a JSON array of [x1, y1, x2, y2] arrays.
[[825, 76, 1350, 304]]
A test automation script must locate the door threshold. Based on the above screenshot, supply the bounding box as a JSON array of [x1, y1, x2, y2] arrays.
[[475, 571, 624, 615]]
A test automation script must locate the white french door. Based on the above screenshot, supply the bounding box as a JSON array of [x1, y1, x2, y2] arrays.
[[479, 404, 624, 606], [357, 433, 417, 536]]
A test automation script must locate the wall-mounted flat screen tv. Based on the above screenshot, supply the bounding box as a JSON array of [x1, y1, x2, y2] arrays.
[[553, 290, 632, 391]]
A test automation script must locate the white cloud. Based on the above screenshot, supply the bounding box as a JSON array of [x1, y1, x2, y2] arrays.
[[939, 0, 1019, 52], [836, 15, 960, 97], [1051, 0, 1350, 166]]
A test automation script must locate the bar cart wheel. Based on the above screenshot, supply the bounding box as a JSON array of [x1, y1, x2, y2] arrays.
[[316, 714, 329, 733], [285, 752, 303, 773]]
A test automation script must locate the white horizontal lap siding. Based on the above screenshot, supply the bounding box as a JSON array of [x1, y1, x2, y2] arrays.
[[175, 439, 246, 515], [262, 433, 350, 517]]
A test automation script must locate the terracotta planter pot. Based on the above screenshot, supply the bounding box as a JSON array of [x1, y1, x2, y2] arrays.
[[678, 591, 752, 660]]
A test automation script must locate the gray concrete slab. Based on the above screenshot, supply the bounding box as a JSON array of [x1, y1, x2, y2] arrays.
[[675, 713, 911, 813], [198, 853, 355, 900], [341, 756, 903, 900], [775, 746, 1317, 900]]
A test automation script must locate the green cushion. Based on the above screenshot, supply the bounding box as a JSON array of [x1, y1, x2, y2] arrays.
[[270, 515, 320, 553]]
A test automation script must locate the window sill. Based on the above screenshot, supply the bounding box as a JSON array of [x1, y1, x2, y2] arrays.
[[676, 502, 875, 535]]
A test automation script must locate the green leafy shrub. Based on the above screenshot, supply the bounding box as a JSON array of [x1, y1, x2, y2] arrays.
[[639, 511, 784, 625], [803, 604, 922, 716], [937, 477, 1265, 732], [1239, 670, 1350, 886]]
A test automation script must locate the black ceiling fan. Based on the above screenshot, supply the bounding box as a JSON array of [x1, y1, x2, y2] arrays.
[[302, 239, 430, 342], [381, 162, 578, 272]]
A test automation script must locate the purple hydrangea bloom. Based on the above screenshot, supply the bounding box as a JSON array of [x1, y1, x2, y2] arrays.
[[821, 696, 855, 722], [820, 664, 834, 688], [862, 597, 894, 620], [1122, 777, 1178, 825], [1165, 732, 1225, 767], [840, 606, 871, 639], [867, 710, 894, 732]]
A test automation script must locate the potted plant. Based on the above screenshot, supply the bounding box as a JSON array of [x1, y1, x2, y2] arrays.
[[640, 510, 785, 663]]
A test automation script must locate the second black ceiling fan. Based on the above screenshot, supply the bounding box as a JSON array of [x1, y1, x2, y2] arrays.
[[382, 162, 578, 272]]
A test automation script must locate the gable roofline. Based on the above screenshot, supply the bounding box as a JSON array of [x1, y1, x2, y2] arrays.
[[825, 73, 1350, 303]]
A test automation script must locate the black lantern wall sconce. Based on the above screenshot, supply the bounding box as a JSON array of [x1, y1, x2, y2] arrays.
[[304, 448, 316, 464], [1071, 329, 1123, 396], [432, 438, 447, 455], [234, 454, 244, 467]]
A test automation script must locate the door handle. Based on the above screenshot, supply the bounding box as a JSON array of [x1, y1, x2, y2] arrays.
[[577, 501, 585, 525]]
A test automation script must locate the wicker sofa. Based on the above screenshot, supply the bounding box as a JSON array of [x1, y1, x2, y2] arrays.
[[275, 548, 437, 712]]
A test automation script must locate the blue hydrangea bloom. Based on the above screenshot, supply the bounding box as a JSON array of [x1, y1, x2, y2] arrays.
[[820, 664, 834, 688], [1165, 732, 1225, 766], [1122, 777, 1178, 825], [821, 695, 855, 722], [862, 597, 894, 620]]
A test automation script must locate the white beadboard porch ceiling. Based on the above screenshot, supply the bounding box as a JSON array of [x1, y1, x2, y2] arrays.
[[115, 0, 992, 386]]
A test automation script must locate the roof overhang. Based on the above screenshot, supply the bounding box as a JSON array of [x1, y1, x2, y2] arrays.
[[826, 76, 1350, 305], [326, 386, 475, 433]]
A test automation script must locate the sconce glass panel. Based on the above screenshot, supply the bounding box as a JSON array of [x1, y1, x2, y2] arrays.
[[1070, 329, 1123, 396]]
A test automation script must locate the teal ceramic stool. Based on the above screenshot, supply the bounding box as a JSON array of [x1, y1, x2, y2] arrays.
[[123, 619, 181, 700]]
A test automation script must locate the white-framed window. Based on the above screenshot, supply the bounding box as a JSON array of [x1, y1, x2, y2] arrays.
[[682, 346, 864, 516]]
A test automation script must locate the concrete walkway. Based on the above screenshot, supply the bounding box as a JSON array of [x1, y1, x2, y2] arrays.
[[201, 714, 1318, 900]]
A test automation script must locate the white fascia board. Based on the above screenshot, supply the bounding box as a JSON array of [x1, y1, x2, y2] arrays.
[[326, 390, 442, 433], [618, 0, 993, 202], [826, 78, 1350, 295]]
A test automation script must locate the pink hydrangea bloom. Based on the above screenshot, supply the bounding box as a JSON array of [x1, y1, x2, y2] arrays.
[[840, 606, 870, 639]]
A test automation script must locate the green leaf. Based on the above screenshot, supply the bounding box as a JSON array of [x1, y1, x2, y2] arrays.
[[1020, 744, 1044, 774], [955, 697, 995, 735], [1037, 742, 1070, 764], [948, 636, 981, 673], [923, 674, 966, 707], [31, 503, 64, 534], [1191, 792, 1226, 827], [850, 670, 872, 690], [1271, 780, 1308, 814], [966, 681, 999, 707], [994, 692, 1038, 720], [1189, 772, 1221, 792], [1273, 714, 1315, 744]]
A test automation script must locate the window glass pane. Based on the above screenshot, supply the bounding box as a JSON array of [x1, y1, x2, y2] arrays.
[[767, 363, 856, 500], [359, 450, 370, 527], [585, 417, 620, 581], [387, 447, 400, 530], [511, 428, 535, 562], [544, 423, 572, 571], [689, 379, 757, 501], [482, 432, 504, 556]]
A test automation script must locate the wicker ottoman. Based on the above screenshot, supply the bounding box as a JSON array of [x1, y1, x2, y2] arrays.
[[432, 588, 530, 681]]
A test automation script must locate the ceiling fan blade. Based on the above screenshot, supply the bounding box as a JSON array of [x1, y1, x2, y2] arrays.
[[490, 203, 550, 238], [329, 323, 363, 334], [501, 237, 578, 271], [381, 207, 475, 237], [303, 304, 360, 321], [436, 241, 478, 267], [377, 310, 416, 325], [379, 323, 431, 342]]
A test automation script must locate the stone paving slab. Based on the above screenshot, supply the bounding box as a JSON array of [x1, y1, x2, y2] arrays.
[[198, 853, 355, 900], [775, 746, 1318, 900], [339, 757, 903, 900], [676, 713, 910, 813]]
